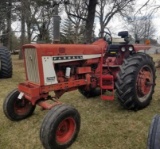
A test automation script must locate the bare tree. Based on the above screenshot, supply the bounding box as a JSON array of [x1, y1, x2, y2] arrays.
[[65, 0, 98, 43], [86, 0, 97, 43], [0, 1, 6, 34], [34, 1, 54, 43], [0, 0, 13, 49], [6, 0, 12, 50], [97, 0, 135, 37], [64, 0, 87, 43], [18, 0, 25, 59], [126, 15, 156, 41]]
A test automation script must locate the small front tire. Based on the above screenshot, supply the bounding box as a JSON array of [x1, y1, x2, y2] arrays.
[[3, 89, 36, 121], [147, 115, 160, 149], [40, 104, 80, 149]]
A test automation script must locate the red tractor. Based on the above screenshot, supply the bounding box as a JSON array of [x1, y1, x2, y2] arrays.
[[3, 31, 156, 149]]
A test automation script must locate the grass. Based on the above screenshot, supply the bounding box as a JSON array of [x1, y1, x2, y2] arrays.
[[0, 54, 160, 149]]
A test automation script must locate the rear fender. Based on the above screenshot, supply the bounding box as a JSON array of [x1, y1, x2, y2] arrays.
[[133, 44, 151, 52]]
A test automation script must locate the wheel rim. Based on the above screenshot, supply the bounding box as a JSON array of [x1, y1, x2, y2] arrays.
[[136, 65, 153, 102], [56, 117, 76, 144], [14, 98, 33, 115]]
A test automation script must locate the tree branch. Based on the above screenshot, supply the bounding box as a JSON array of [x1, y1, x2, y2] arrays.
[[67, 13, 87, 21]]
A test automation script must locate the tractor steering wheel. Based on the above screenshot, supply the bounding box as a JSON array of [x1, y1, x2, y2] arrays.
[[104, 31, 112, 44], [99, 29, 112, 44]]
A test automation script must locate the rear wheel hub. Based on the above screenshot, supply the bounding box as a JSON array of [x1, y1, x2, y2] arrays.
[[136, 65, 153, 102]]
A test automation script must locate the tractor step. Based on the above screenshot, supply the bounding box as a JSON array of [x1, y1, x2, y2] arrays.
[[102, 64, 120, 68], [100, 74, 114, 101], [101, 95, 114, 100]]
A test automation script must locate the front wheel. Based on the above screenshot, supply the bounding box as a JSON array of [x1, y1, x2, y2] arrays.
[[147, 115, 160, 149], [40, 104, 80, 149], [3, 89, 36, 121], [115, 53, 156, 110]]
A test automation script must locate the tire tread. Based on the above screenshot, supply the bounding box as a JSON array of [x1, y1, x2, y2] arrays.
[[115, 53, 156, 110]]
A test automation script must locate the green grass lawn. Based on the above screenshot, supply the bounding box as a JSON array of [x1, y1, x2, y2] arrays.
[[0, 55, 160, 149]]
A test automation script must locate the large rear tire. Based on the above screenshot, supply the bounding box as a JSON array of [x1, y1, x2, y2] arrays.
[[115, 53, 156, 110], [0, 47, 12, 78], [40, 104, 80, 149], [147, 115, 160, 149], [3, 89, 36, 121]]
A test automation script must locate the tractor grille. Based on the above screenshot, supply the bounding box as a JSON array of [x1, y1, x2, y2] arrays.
[[24, 48, 40, 84]]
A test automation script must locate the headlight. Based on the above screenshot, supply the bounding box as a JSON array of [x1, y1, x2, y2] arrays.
[[129, 46, 133, 51], [121, 47, 126, 52]]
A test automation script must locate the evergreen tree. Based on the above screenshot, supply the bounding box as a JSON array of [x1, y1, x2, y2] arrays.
[[61, 19, 74, 43]]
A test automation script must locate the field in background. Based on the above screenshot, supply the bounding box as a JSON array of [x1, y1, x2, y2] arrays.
[[0, 55, 160, 149]]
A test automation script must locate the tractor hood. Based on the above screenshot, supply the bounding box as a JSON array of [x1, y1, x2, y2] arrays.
[[23, 39, 107, 56]]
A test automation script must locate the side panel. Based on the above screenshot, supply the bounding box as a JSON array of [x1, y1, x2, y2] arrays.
[[42, 56, 58, 85]]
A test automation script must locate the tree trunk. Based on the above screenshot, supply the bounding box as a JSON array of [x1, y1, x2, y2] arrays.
[[26, 0, 32, 43], [19, 0, 25, 59], [85, 0, 97, 43], [7, 0, 12, 51], [75, 25, 79, 43], [27, 22, 31, 43], [100, 23, 105, 37]]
